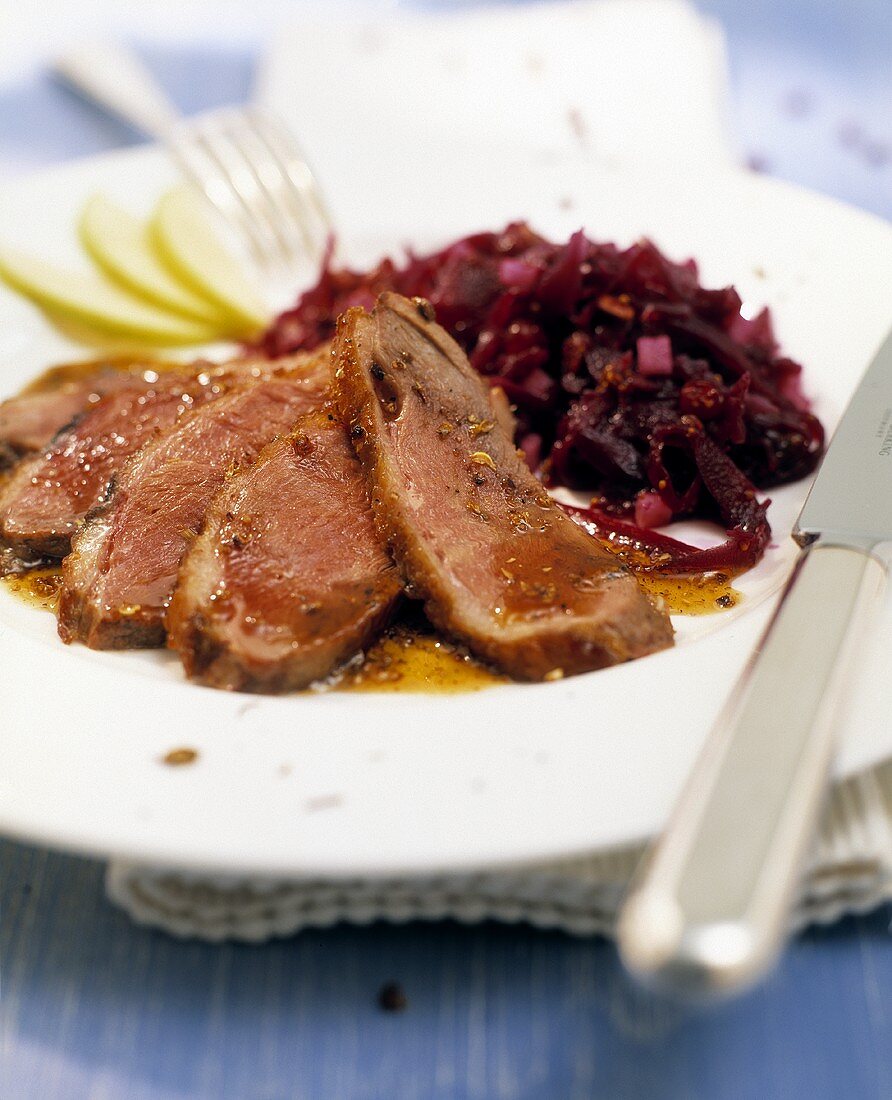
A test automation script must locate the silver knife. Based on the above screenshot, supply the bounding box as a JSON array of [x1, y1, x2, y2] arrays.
[[617, 327, 892, 997]]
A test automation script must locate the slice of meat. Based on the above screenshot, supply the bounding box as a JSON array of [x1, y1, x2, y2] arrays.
[[334, 292, 673, 680], [59, 357, 330, 650], [0, 352, 315, 564], [0, 358, 165, 470], [167, 410, 401, 692], [2, 378, 207, 564]]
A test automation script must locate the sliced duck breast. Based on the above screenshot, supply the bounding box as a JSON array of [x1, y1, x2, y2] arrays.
[[58, 352, 330, 649], [0, 352, 313, 563], [167, 409, 401, 692], [334, 292, 673, 680]]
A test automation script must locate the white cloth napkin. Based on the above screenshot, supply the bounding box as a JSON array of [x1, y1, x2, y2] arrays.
[[107, 0, 892, 940], [255, 0, 736, 232]]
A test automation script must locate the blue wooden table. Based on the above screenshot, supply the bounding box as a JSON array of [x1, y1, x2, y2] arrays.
[[1, 3, 890, 1096], [3, 841, 892, 1099]]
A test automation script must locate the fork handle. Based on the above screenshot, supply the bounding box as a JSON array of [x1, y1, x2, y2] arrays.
[[618, 541, 886, 997], [54, 43, 181, 140]]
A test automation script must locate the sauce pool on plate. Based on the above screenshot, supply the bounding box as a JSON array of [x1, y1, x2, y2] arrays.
[[634, 571, 739, 615], [0, 566, 738, 693], [2, 568, 63, 612], [339, 622, 506, 693]]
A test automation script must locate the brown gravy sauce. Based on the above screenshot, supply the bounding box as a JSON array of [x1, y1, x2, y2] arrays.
[[339, 622, 507, 694], [591, 537, 741, 616], [634, 571, 739, 615], [3, 568, 63, 612], [1, 565, 738, 693]]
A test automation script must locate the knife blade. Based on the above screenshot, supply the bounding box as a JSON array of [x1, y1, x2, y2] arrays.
[[617, 327, 892, 998], [796, 327, 892, 546]]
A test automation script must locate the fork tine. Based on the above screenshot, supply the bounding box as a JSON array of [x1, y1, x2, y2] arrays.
[[190, 113, 291, 277], [168, 124, 270, 271], [246, 108, 333, 261], [167, 107, 332, 285], [237, 123, 322, 265], [216, 112, 314, 270]]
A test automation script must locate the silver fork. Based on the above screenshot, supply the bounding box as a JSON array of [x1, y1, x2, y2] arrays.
[[53, 43, 332, 287]]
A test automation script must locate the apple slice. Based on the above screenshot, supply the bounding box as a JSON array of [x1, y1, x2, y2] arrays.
[[151, 187, 270, 336], [0, 246, 221, 346], [80, 193, 227, 325]]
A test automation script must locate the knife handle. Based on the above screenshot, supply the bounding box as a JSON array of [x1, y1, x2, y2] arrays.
[[618, 541, 887, 997]]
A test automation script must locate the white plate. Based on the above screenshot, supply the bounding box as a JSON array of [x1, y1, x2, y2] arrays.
[[0, 146, 890, 877]]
